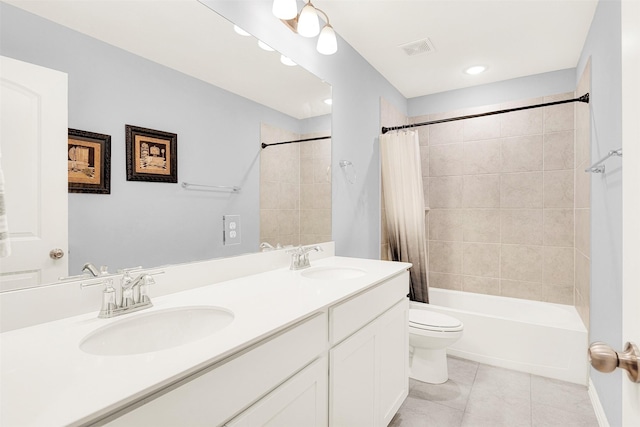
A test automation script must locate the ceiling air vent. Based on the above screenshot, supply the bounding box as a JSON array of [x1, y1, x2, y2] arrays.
[[399, 38, 436, 56]]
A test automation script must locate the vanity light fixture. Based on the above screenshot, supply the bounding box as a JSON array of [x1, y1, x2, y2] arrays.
[[465, 65, 486, 75], [272, 0, 297, 20], [273, 0, 338, 55], [297, 3, 320, 37]]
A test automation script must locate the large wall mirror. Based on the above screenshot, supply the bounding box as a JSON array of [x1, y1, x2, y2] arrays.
[[0, 0, 331, 287]]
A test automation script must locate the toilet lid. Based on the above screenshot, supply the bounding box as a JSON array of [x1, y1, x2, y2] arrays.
[[409, 309, 463, 332]]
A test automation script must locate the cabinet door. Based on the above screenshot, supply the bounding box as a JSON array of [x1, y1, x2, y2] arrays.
[[226, 356, 328, 427], [378, 300, 409, 426], [330, 325, 377, 427], [330, 299, 408, 427]]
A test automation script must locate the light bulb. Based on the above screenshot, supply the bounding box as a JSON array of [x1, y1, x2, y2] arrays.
[[317, 24, 337, 55], [280, 55, 297, 66], [297, 4, 319, 37], [324, 98, 333, 105], [272, 0, 297, 20]]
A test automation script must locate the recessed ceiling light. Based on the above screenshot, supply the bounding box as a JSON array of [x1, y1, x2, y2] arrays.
[[324, 98, 333, 105], [233, 25, 251, 36], [465, 65, 486, 75], [280, 55, 297, 66], [258, 40, 274, 51]]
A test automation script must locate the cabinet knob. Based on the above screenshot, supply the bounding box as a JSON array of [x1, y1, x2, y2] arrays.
[[589, 341, 640, 383], [49, 248, 65, 260]]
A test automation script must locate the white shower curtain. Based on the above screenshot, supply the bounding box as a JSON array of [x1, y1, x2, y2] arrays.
[[380, 130, 429, 303]]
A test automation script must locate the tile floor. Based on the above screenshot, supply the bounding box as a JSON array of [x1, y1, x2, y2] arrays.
[[390, 356, 599, 427]]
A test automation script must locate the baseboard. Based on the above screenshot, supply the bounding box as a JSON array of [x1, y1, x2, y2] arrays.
[[589, 377, 610, 427]]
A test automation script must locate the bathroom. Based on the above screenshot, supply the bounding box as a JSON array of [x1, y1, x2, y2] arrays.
[[0, 0, 638, 426]]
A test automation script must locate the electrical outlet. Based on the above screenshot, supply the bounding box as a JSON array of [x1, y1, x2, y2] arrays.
[[223, 215, 241, 245]]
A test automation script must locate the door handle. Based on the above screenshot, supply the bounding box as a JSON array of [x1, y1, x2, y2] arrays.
[[49, 248, 65, 259], [588, 341, 640, 383]]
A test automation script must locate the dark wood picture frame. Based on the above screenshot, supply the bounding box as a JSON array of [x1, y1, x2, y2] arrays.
[[125, 125, 178, 183], [68, 128, 111, 194]]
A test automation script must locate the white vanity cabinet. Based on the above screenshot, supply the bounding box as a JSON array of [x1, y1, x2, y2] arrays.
[[103, 270, 409, 427], [104, 313, 328, 427], [329, 272, 409, 427]]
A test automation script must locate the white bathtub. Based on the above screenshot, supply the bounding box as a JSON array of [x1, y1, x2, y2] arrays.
[[412, 288, 588, 385]]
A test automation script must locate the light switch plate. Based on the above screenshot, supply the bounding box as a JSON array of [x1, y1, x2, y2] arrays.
[[223, 215, 241, 245]]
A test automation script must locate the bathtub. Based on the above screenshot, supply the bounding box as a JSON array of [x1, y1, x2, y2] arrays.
[[411, 288, 588, 385]]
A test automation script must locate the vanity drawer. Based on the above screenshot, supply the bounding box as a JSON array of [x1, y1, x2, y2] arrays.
[[329, 271, 409, 345], [104, 311, 328, 427]]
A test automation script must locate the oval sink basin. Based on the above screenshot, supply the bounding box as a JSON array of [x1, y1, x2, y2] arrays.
[[80, 306, 234, 356], [301, 266, 366, 281]]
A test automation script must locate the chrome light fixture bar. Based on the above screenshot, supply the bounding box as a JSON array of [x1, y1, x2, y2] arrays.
[[273, 0, 338, 55]]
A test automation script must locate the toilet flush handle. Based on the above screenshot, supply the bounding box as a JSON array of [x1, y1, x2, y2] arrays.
[[588, 341, 640, 383]]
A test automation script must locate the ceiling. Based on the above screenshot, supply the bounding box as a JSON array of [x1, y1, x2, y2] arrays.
[[4, 0, 598, 109], [315, 0, 598, 98]]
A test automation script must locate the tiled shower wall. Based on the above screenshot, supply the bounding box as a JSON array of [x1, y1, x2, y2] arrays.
[[420, 93, 577, 304], [381, 91, 587, 307], [575, 61, 591, 328], [300, 131, 332, 245], [260, 123, 331, 247]]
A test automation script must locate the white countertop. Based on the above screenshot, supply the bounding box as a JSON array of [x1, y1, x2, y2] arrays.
[[0, 256, 410, 427]]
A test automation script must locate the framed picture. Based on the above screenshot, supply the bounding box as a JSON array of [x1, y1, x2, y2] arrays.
[[68, 128, 111, 194], [125, 125, 178, 183]]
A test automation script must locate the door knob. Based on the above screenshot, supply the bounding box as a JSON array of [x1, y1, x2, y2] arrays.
[[49, 248, 64, 259], [589, 341, 640, 383]]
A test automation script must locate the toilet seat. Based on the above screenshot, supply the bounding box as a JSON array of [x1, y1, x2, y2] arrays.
[[409, 309, 463, 332]]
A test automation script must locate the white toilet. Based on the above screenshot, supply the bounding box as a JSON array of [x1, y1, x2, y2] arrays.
[[409, 308, 464, 384]]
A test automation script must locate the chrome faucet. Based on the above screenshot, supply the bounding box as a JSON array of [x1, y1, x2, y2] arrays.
[[120, 271, 155, 308], [286, 245, 323, 270], [82, 263, 101, 277], [81, 269, 162, 318], [260, 242, 275, 252]]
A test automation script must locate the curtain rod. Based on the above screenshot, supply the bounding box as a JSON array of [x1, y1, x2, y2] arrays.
[[261, 135, 331, 149], [381, 93, 590, 134]]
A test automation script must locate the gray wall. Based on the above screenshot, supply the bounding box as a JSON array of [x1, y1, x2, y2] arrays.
[[577, 0, 623, 425], [0, 3, 307, 273], [408, 68, 577, 116], [203, 0, 408, 260]]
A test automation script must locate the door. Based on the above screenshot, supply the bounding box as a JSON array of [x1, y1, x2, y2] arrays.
[[0, 56, 68, 291], [621, 0, 640, 424]]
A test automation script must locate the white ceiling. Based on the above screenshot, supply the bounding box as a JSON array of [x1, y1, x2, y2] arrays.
[[4, 0, 598, 110], [315, 0, 598, 98]]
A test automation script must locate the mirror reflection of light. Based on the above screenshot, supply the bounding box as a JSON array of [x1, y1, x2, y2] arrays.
[[233, 25, 251, 36], [280, 55, 297, 66], [258, 40, 275, 51], [324, 98, 332, 105]]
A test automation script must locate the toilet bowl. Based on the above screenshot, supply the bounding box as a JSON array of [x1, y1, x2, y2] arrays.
[[409, 309, 464, 384]]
